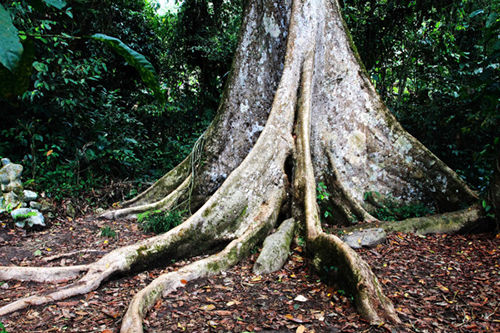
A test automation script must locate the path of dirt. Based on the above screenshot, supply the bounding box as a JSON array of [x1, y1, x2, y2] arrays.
[[0, 212, 498, 332]]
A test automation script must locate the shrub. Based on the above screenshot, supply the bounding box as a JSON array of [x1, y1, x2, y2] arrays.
[[138, 209, 185, 234], [100, 226, 117, 238]]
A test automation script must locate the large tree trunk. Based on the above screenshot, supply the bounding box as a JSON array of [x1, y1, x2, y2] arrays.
[[0, 0, 479, 331]]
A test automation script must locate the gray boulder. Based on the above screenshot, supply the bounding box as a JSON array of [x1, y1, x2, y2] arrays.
[[11, 208, 45, 228], [342, 228, 386, 249], [23, 190, 38, 202], [29, 201, 42, 210], [0, 162, 23, 185]]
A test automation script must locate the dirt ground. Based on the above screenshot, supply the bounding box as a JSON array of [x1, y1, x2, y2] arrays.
[[1, 211, 499, 332]]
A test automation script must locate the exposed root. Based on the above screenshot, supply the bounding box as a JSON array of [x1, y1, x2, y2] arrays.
[[294, 48, 399, 324], [0, 265, 108, 316], [121, 156, 191, 209], [101, 176, 191, 219], [334, 205, 484, 237], [120, 189, 283, 333], [309, 233, 399, 324], [253, 218, 295, 275], [43, 250, 107, 263], [0, 265, 89, 283], [0, 0, 482, 329]]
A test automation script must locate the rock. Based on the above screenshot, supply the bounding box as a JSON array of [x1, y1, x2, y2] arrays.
[[39, 198, 53, 212], [0, 162, 23, 185], [253, 218, 295, 275], [95, 207, 105, 215], [30, 201, 42, 210], [342, 228, 386, 249], [66, 202, 76, 218], [23, 190, 38, 202], [1, 158, 10, 166], [1, 179, 23, 193], [3, 191, 20, 208], [294, 295, 308, 302], [11, 208, 45, 228]]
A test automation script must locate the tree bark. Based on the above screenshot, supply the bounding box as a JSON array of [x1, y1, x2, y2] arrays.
[[0, 0, 480, 330]]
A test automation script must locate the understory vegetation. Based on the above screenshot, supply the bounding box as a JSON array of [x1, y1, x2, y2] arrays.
[[137, 208, 185, 234], [0, 0, 497, 207]]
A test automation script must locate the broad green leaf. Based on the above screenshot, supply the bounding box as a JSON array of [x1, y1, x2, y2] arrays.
[[0, 38, 34, 99], [42, 0, 67, 9], [469, 9, 484, 19], [486, 13, 498, 29], [90, 33, 165, 104], [0, 5, 23, 72]]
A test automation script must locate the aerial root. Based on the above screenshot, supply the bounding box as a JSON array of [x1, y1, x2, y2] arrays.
[[121, 132, 205, 211], [120, 195, 283, 333], [121, 156, 191, 208], [101, 175, 191, 219], [0, 265, 89, 284]]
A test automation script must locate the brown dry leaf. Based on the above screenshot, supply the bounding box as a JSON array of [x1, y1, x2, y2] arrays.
[[56, 300, 80, 307], [284, 314, 304, 323], [436, 283, 449, 293], [102, 308, 119, 318], [214, 310, 232, 316], [102, 330, 113, 333], [74, 310, 88, 316]]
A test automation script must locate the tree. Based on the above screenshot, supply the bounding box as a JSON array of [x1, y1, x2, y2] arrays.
[[0, 0, 481, 331]]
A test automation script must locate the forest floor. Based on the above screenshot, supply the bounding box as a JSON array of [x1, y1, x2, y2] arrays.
[[0, 207, 499, 333]]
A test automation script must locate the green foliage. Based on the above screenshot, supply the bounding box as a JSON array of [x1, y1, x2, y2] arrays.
[[138, 209, 185, 234], [90, 33, 165, 104], [316, 182, 333, 221], [481, 199, 495, 219], [0, 321, 6, 333], [343, 0, 499, 193], [364, 191, 435, 221], [0, 0, 225, 201], [0, 4, 23, 71], [0, 38, 34, 99], [12, 211, 37, 220], [41, 0, 67, 10], [100, 226, 117, 238], [0, 201, 17, 214]]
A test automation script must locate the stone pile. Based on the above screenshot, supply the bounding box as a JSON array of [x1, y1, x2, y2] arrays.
[[0, 158, 45, 228]]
